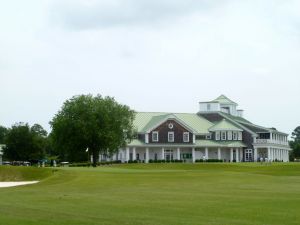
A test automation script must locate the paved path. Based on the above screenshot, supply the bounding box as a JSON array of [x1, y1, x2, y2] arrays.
[[0, 181, 39, 188]]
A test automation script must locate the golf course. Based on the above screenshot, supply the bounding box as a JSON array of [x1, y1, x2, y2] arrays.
[[1, 163, 300, 225]]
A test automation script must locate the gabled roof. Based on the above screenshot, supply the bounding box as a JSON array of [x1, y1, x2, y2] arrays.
[[218, 112, 288, 135], [134, 112, 214, 134], [213, 95, 238, 105], [209, 119, 242, 132]]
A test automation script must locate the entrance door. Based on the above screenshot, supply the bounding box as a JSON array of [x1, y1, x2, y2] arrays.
[[165, 150, 174, 161], [245, 149, 252, 162]]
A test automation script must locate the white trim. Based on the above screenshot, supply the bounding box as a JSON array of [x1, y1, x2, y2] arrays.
[[145, 134, 149, 143], [168, 132, 174, 142], [152, 131, 159, 142]]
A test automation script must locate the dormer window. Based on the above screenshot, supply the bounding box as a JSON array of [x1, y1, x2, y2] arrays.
[[183, 132, 189, 142], [152, 131, 159, 142], [168, 132, 174, 142], [216, 131, 220, 140], [221, 131, 226, 140], [238, 132, 242, 140], [233, 132, 238, 140], [227, 131, 232, 140]]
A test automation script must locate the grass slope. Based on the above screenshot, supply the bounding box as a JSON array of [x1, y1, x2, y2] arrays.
[[0, 163, 300, 225], [0, 166, 53, 181]]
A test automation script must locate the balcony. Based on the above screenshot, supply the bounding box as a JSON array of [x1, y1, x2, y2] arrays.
[[254, 139, 289, 146]]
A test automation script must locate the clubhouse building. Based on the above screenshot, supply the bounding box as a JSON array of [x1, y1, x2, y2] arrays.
[[107, 95, 291, 163]]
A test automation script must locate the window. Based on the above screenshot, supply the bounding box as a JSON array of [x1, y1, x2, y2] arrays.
[[227, 131, 232, 140], [183, 132, 189, 142], [233, 132, 238, 140], [152, 131, 159, 142], [168, 132, 174, 142], [221, 131, 226, 140], [216, 131, 220, 140], [238, 131, 242, 140], [207, 104, 211, 111], [206, 134, 212, 139]]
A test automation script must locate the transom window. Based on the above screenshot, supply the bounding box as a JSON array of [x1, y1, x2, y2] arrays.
[[183, 132, 189, 142], [152, 131, 159, 142], [168, 132, 174, 142]]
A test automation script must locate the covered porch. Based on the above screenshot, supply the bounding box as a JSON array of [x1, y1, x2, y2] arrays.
[[116, 145, 246, 163], [253, 146, 290, 162]]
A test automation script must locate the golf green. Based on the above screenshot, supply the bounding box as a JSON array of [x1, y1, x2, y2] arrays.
[[0, 163, 300, 225]]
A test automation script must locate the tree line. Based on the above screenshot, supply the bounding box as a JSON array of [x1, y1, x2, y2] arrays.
[[1, 94, 300, 165], [0, 94, 135, 167]]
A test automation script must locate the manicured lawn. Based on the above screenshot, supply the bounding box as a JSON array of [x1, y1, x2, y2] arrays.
[[1, 163, 300, 225]]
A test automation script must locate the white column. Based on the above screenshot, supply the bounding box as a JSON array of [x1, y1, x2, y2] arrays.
[[254, 148, 258, 162], [217, 148, 221, 160], [192, 148, 195, 163], [177, 148, 181, 160], [205, 147, 209, 160], [132, 147, 136, 161], [268, 147, 271, 162], [145, 148, 149, 163], [240, 149, 243, 162], [126, 147, 130, 162], [161, 148, 165, 160], [236, 148, 239, 162], [230, 148, 233, 162]]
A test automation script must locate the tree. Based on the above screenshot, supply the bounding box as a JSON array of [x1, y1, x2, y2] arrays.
[[31, 123, 48, 137], [0, 125, 8, 143], [290, 126, 300, 160], [50, 94, 135, 166], [3, 123, 47, 161], [291, 126, 300, 142]]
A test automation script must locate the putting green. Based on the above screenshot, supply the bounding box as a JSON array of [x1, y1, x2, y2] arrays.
[[0, 163, 300, 225]]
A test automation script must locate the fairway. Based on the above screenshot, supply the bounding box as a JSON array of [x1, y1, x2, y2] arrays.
[[1, 164, 300, 225]]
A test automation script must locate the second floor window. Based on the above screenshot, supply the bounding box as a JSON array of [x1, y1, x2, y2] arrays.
[[168, 132, 174, 142], [152, 131, 159, 142], [216, 131, 220, 140], [221, 131, 226, 140], [233, 132, 238, 140], [183, 132, 189, 142]]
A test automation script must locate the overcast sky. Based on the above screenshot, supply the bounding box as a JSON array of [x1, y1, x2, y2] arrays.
[[1, 0, 299, 135]]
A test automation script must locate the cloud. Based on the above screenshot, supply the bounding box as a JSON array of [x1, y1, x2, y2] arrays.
[[49, 0, 223, 30]]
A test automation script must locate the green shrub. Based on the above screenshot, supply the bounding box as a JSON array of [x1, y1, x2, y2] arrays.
[[69, 162, 92, 167]]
